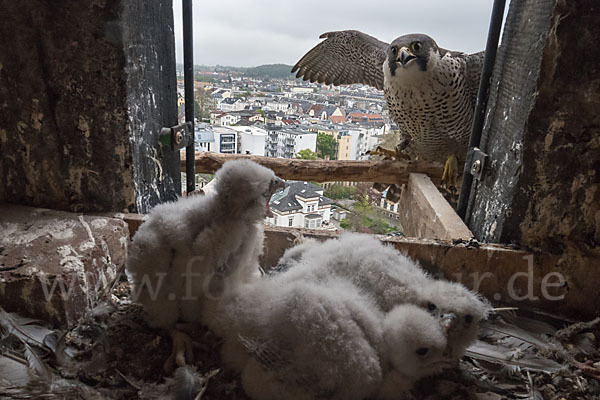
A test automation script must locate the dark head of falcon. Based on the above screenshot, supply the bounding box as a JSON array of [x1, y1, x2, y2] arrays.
[[387, 34, 439, 75]]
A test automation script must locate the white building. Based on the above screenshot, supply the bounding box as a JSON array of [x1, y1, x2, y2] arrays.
[[291, 87, 314, 94], [194, 123, 215, 152], [218, 97, 247, 112], [213, 126, 238, 154], [264, 100, 290, 113], [266, 181, 334, 229], [378, 191, 401, 220], [193, 124, 238, 154], [230, 126, 267, 156], [210, 111, 242, 126], [265, 126, 317, 158]]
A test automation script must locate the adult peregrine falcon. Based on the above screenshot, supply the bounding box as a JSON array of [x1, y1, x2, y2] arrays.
[[292, 30, 485, 187]]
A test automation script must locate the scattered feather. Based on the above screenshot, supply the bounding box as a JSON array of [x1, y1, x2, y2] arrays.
[[466, 340, 566, 373], [138, 366, 219, 400], [23, 343, 51, 381], [0, 307, 54, 349], [0, 352, 32, 388]]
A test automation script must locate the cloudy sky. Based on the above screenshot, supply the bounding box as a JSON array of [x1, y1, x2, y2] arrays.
[[173, 0, 498, 67]]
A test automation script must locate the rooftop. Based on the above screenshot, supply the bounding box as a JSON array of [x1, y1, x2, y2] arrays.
[[270, 181, 332, 212]]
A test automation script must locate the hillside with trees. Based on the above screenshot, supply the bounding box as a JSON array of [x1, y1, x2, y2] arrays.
[[244, 64, 295, 79]]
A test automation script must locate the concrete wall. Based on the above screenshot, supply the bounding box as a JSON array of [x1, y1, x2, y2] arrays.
[[0, 0, 180, 213], [295, 132, 317, 154]]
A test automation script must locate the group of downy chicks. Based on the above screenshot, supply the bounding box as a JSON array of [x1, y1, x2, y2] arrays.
[[126, 160, 491, 400]]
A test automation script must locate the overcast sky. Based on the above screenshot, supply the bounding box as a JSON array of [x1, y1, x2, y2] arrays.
[[173, 0, 497, 67]]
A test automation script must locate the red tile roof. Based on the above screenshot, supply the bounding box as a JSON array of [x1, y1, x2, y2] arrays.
[[329, 115, 348, 124], [348, 112, 384, 122]]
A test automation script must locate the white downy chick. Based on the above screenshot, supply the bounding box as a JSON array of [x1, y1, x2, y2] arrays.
[[267, 237, 319, 275], [271, 233, 431, 312], [420, 279, 491, 359], [272, 233, 490, 361], [377, 304, 452, 399], [126, 159, 284, 368], [220, 277, 385, 400]]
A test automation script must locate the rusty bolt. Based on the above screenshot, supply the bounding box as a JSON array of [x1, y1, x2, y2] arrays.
[[175, 131, 184, 145]]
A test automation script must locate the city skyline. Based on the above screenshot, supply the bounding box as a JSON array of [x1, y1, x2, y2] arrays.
[[172, 0, 501, 68]]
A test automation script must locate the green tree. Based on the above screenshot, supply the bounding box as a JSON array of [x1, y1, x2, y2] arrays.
[[194, 87, 216, 122], [324, 184, 357, 200], [340, 218, 350, 229], [343, 193, 398, 234], [317, 133, 336, 159], [194, 73, 215, 83], [295, 148, 317, 160], [244, 64, 295, 79]]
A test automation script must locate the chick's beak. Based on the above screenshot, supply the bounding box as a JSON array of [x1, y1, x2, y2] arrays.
[[398, 47, 416, 66], [440, 312, 457, 334], [272, 177, 285, 192], [266, 177, 285, 218]]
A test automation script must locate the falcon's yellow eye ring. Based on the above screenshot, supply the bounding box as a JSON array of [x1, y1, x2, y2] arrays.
[[412, 41, 422, 52]]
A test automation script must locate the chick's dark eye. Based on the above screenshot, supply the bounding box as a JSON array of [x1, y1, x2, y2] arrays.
[[464, 314, 473, 324], [427, 302, 437, 312], [412, 41, 422, 52], [416, 347, 429, 356], [391, 46, 398, 55]]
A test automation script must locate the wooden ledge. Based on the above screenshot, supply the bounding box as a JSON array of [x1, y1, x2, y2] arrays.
[[118, 215, 597, 320], [180, 151, 444, 185], [399, 173, 473, 241]]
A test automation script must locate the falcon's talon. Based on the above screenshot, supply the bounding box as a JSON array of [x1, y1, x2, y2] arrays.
[[441, 154, 459, 189]]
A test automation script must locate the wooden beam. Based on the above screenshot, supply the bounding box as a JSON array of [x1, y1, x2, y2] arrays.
[[398, 173, 473, 240], [180, 152, 444, 185]]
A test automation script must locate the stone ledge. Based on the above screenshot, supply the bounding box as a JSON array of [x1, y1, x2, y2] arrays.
[[0, 204, 129, 326]]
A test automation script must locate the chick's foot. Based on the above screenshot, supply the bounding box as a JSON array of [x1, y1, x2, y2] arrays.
[[163, 329, 194, 374]]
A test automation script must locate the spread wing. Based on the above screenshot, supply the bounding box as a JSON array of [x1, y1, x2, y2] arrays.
[[292, 30, 389, 90]]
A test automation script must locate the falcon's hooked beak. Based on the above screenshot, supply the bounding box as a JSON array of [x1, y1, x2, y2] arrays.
[[398, 47, 416, 66]]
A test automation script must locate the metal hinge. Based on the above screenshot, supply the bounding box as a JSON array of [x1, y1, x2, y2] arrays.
[[159, 122, 193, 151], [469, 147, 489, 180]]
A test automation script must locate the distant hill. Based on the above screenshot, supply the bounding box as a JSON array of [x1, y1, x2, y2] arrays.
[[244, 64, 295, 79], [179, 63, 296, 80]]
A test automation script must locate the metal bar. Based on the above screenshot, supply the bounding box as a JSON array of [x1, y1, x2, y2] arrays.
[[183, 0, 195, 194], [457, 0, 507, 220]]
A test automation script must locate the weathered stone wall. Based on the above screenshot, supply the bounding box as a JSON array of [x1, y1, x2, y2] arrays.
[[0, 205, 128, 327], [468, 0, 600, 258], [0, 0, 179, 213]]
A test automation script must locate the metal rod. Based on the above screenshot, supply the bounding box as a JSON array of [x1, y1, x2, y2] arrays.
[[183, 0, 195, 194], [457, 0, 507, 221]]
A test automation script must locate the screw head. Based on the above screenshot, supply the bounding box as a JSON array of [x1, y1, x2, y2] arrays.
[[175, 131, 184, 144], [471, 160, 482, 174]]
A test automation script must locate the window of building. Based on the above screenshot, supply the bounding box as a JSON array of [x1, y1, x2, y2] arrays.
[[288, 217, 293, 227]]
